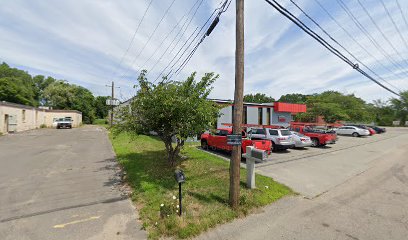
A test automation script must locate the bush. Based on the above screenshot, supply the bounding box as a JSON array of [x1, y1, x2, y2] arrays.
[[40, 124, 47, 128]]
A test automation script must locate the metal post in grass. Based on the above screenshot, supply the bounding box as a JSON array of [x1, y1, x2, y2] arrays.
[[174, 169, 186, 216]]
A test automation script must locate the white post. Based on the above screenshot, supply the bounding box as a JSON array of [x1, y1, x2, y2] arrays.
[[246, 146, 256, 189]]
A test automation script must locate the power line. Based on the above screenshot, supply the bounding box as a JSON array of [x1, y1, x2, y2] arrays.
[[111, 0, 153, 81], [379, 0, 408, 55], [336, 0, 408, 77], [262, 0, 401, 97], [356, 0, 408, 70], [170, 0, 232, 79], [395, 0, 408, 33], [117, 0, 177, 81], [289, 0, 401, 93], [153, 1, 227, 83], [312, 0, 406, 82], [136, 0, 203, 76], [147, 0, 205, 79]]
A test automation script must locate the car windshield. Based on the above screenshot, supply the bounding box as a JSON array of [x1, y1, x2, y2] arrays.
[[280, 130, 291, 136]]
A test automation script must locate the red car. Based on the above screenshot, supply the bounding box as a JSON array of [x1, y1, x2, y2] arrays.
[[290, 123, 337, 147], [200, 128, 271, 154], [367, 127, 376, 135]]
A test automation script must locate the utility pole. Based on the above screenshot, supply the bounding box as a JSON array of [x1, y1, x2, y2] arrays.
[[105, 81, 119, 128], [229, 0, 244, 209], [111, 81, 114, 128]]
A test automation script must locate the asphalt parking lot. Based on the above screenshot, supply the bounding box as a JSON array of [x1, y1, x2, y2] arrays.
[[197, 128, 408, 240], [0, 126, 146, 240], [255, 127, 408, 198], [201, 127, 408, 198]]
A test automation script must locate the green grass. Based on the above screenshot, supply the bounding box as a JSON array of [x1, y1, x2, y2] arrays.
[[109, 132, 293, 239], [93, 118, 109, 129]]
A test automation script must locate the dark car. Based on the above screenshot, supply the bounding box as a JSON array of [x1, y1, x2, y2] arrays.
[[367, 126, 386, 134]]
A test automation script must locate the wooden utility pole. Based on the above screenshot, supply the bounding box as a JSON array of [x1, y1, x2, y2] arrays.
[[106, 81, 117, 128], [229, 0, 244, 209], [110, 81, 114, 128]]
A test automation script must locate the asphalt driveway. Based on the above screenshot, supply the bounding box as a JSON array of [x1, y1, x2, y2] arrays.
[[0, 126, 146, 240]]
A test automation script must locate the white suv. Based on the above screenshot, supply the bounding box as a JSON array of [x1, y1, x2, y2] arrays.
[[336, 126, 370, 137], [248, 128, 295, 151]]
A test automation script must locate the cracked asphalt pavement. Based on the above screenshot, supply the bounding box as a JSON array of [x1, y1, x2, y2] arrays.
[[0, 125, 146, 240]]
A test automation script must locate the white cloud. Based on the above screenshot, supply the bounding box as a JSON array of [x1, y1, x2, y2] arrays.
[[0, 0, 407, 103]]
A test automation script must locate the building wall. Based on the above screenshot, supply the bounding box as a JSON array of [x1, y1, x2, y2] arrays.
[[216, 105, 294, 128], [271, 110, 292, 127], [0, 102, 82, 134], [217, 105, 232, 128], [247, 107, 258, 124]]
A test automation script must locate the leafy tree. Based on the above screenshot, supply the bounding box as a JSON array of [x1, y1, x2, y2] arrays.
[[0, 63, 37, 106], [43, 81, 96, 123], [243, 93, 275, 103], [0, 77, 35, 105], [115, 70, 220, 166], [301, 91, 374, 123], [33, 75, 56, 104], [390, 91, 408, 126], [278, 93, 308, 103], [95, 96, 110, 119]]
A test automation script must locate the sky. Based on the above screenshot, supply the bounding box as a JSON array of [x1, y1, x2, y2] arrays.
[[1, 0, 407, 103]]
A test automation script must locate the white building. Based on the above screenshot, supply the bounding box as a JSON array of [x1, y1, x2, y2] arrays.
[[0, 101, 82, 134], [211, 99, 307, 128]]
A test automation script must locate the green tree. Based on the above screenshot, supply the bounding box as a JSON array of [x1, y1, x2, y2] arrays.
[[303, 91, 374, 123], [278, 93, 308, 103], [95, 96, 110, 119], [33, 75, 56, 104], [390, 91, 408, 126], [43, 81, 96, 123], [0, 63, 37, 106], [115, 71, 220, 166], [243, 93, 275, 103]]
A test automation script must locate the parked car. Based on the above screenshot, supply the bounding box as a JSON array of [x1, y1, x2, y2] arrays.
[[336, 126, 370, 137], [290, 123, 337, 147], [290, 131, 312, 148], [200, 128, 271, 155], [347, 124, 376, 135], [52, 118, 64, 128], [56, 118, 73, 129], [367, 125, 386, 134], [248, 127, 295, 151]]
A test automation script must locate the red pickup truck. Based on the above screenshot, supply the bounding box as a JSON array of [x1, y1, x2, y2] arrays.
[[289, 123, 337, 147], [200, 128, 271, 154]]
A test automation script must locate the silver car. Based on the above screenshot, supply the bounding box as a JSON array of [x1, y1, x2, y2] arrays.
[[248, 128, 295, 151], [290, 131, 312, 148], [336, 126, 370, 137]]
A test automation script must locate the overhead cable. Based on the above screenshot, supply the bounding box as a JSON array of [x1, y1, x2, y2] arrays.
[[263, 0, 401, 96]]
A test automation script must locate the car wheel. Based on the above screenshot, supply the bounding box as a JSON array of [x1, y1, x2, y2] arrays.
[[201, 140, 208, 150], [271, 141, 277, 152], [311, 138, 319, 147], [352, 132, 359, 137]]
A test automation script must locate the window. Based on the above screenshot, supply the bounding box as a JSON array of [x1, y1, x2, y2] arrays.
[[22, 110, 26, 122], [253, 128, 266, 135], [269, 129, 278, 135], [280, 130, 291, 136], [231, 106, 234, 123], [242, 106, 247, 124], [278, 116, 286, 122], [258, 107, 263, 125], [216, 130, 229, 136], [266, 108, 271, 125]]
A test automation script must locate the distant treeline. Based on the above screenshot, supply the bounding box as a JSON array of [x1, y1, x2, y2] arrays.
[[244, 91, 408, 126], [0, 62, 110, 123]]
